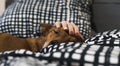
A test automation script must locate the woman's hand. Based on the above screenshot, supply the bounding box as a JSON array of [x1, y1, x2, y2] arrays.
[[54, 21, 84, 41]]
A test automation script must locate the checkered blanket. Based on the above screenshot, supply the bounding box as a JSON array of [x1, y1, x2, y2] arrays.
[[0, 29, 119, 66]]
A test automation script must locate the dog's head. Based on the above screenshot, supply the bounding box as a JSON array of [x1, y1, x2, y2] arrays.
[[39, 23, 84, 48]]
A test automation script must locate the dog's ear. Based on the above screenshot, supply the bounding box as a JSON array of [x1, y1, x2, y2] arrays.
[[40, 23, 53, 35]]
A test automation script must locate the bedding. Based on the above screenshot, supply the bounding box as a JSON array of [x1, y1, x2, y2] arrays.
[[0, 29, 119, 66], [0, 0, 120, 66]]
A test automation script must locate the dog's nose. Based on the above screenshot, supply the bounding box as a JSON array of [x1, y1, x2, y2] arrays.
[[50, 40, 60, 45]]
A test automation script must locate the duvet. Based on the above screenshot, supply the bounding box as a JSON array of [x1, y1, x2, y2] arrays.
[[0, 29, 119, 66]]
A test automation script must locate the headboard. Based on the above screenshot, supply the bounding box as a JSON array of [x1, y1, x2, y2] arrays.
[[92, 0, 120, 32]]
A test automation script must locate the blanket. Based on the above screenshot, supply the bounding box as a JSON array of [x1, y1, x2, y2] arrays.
[[0, 29, 119, 66]]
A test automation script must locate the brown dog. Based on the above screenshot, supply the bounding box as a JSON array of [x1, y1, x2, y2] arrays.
[[0, 23, 84, 52]]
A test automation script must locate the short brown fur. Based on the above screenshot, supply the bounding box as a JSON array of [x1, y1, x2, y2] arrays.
[[0, 23, 83, 52]]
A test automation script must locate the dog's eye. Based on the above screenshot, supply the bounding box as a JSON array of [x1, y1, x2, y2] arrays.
[[53, 30, 59, 34]]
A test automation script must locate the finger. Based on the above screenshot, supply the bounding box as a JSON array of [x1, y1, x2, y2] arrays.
[[71, 22, 79, 35], [54, 22, 61, 28], [67, 22, 75, 35], [61, 21, 68, 30], [71, 22, 84, 40]]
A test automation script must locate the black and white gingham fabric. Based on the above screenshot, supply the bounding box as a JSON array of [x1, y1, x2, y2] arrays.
[[0, 29, 119, 66], [0, 0, 119, 66], [0, 0, 92, 38]]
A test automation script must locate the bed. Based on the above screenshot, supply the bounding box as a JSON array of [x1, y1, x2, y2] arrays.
[[0, 0, 119, 66]]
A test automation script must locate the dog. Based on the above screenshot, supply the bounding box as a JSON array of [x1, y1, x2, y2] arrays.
[[0, 23, 84, 52]]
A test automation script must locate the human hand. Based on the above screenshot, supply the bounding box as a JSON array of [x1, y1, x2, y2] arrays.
[[54, 21, 84, 41]]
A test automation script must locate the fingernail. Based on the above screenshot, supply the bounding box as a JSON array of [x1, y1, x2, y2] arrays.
[[70, 31, 73, 34], [75, 33, 80, 36]]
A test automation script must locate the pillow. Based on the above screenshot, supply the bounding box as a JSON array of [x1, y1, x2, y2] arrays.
[[0, 0, 93, 38]]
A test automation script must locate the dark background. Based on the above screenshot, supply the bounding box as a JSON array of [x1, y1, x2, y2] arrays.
[[92, 0, 120, 32], [5, 0, 14, 8]]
